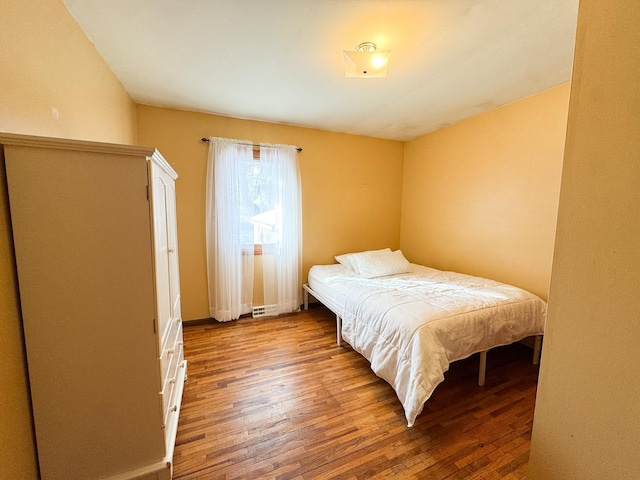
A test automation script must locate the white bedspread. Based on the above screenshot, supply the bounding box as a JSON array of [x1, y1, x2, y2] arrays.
[[316, 264, 546, 426]]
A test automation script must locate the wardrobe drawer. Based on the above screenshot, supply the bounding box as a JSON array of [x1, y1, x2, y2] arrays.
[[160, 319, 182, 383], [160, 315, 181, 358], [161, 346, 184, 422], [163, 351, 186, 456], [161, 378, 175, 423]]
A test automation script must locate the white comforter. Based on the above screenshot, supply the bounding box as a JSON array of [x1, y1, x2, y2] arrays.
[[319, 264, 546, 426]]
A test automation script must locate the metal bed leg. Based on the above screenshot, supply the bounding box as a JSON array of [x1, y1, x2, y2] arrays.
[[303, 287, 309, 310], [478, 350, 487, 386], [533, 335, 542, 365], [302, 283, 343, 347]]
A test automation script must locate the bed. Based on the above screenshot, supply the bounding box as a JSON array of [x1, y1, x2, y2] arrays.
[[303, 249, 546, 427]]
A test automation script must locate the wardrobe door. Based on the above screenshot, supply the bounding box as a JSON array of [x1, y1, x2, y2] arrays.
[[151, 161, 173, 348], [166, 175, 181, 321], [150, 157, 182, 338]]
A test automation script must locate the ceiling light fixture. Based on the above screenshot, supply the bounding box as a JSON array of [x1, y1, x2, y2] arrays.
[[342, 42, 390, 78]]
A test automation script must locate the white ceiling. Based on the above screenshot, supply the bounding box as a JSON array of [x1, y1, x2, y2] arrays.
[[63, 0, 579, 142]]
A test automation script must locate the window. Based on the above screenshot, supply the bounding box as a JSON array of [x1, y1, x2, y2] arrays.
[[239, 149, 277, 254]]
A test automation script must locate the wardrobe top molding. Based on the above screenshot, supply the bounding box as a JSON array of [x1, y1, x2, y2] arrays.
[[0, 132, 176, 179]]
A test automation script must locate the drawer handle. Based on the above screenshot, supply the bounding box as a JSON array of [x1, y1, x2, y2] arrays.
[[168, 246, 175, 253]]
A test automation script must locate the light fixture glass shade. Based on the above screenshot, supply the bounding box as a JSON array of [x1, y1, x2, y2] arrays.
[[342, 49, 391, 78]]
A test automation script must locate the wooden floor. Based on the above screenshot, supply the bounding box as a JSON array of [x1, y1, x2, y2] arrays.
[[173, 306, 540, 479]]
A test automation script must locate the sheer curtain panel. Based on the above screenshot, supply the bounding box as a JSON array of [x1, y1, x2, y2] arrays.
[[258, 143, 302, 315], [206, 138, 254, 321]]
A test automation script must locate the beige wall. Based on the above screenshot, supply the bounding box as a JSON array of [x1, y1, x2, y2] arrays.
[[528, 1, 640, 478], [0, 158, 37, 479], [400, 84, 570, 300], [136, 105, 405, 320], [0, 0, 137, 143], [0, 0, 137, 476]]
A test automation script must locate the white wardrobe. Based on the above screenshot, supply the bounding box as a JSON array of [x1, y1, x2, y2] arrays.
[[1, 133, 186, 479]]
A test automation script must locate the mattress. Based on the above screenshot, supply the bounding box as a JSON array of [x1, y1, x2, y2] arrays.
[[307, 263, 354, 313], [307, 263, 546, 426]]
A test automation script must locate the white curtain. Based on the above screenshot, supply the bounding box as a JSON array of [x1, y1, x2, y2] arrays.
[[205, 137, 302, 321], [258, 143, 302, 315], [205, 137, 254, 321]]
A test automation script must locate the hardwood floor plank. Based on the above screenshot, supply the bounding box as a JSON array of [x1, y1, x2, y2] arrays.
[[173, 306, 539, 479]]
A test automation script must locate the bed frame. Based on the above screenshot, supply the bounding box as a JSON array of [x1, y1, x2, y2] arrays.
[[303, 283, 542, 387]]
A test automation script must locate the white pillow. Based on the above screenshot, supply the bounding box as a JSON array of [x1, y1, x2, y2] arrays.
[[335, 248, 390, 273], [352, 249, 412, 279]]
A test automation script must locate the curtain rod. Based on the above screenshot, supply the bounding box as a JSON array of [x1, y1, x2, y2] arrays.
[[201, 137, 302, 152]]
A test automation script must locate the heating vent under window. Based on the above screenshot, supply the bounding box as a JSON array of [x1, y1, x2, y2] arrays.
[[252, 305, 278, 318]]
